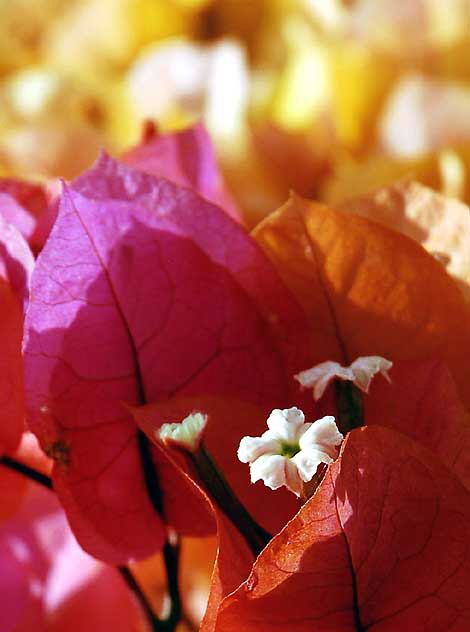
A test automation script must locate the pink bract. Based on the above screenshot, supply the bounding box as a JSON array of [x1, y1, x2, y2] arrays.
[[0, 218, 34, 454], [0, 476, 146, 632], [122, 122, 240, 221], [23, 154, 311, 563]]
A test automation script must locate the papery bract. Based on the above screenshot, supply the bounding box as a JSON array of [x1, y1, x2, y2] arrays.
[[213, 426, 470, 631], [202, 358, 470, 630], [122, 123, 240, 221], [0, 177, 58, 252], [0, 473, 146, 632], [201, 511, 254, 632], [24, 156, 311, 563], [0, 179, 48, 219], [365, 359, 470, 490], [338, 180, 470, 301], [0, 216, 35, 311], [253, 194, 470, 408], [132, 399, 255, 630], [0, 193, 36, 243], [0, 218, 34, 455]]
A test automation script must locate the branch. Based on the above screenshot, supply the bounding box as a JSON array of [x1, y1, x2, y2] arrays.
[[0, 456, 53, 490], [138, 432, 184, 632], [118, 566, 165, 631]]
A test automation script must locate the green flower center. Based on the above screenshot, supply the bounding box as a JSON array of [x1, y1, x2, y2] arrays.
[[279, 441, 301, 458]]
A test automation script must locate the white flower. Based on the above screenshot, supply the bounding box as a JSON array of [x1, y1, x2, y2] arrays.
[[295, 356, 393, 400], [158, 412, 207, 452], [238, 407, 343, 497]]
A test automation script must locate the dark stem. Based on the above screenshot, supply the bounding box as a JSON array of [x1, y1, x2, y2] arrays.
[[335, 381, 364, 435], [0, 456, 53, 490], [161, 540, 182, 630], [138, 431, 183, 632], [118, 566, 163, 630], [138, 430, 163, 513], [193, 444, 271, 556]]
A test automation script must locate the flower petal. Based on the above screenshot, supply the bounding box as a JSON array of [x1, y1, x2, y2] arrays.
[[350, 355, 393, 393], [250, 455, 302, 496], [237, 436, 280, 464], [299, 416, 343, 457], [295, 361, 353, 400], [266, 407, 305, 442], [291, 448, 333, 482]]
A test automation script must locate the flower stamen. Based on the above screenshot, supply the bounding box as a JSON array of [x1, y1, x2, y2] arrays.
[[279, 441, 300, 458]]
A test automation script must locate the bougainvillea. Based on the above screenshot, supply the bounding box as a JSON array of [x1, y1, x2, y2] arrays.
[[1, 118, 469, 631]]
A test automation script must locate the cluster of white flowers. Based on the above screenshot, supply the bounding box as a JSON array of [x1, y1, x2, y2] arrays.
[[158, 356, 392, 498]]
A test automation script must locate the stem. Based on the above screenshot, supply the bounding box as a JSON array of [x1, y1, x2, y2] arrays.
[[138, 431, 183, 632], [301, 381, 364, 505], [138, 430, 163, 514], [193, 444, 271, 556], [161, 540, 181, 630], [335, 381, 364, 435], [0, 456, 53, 490], [119, 567, 163, 631]]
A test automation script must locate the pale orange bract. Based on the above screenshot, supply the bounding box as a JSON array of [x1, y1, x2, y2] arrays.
[[252, 194, 470, 409], [338, 180, 470, 301]]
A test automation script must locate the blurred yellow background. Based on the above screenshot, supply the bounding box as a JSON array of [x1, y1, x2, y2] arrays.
[[2, 0, 470, 224]]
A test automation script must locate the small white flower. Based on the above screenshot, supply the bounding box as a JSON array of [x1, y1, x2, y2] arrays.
[[295, 356, 393, 400], [158, 412, 207, 452], [238, 407, 343, 497]]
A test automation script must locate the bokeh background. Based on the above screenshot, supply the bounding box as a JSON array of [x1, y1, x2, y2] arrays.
[[2, 0, 470, 227]]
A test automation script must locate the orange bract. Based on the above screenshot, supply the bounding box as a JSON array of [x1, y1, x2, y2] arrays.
[[337, 180, 470, 301], [253, 194, 470, 408]]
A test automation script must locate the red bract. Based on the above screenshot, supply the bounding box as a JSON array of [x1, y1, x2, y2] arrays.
[[201, 511, 254, 631], [0, 178, 58, 253], [365, 359, 470, 489], [23, 155, 311, 563], [0, 218, 34, 455], [0, 179, 48, 219], [0, 193, 36, 243], [122, 122, 240, 222], [203, 360, 470, 628], [0, 216, 35, 311], [212, 426, 470, 631]]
